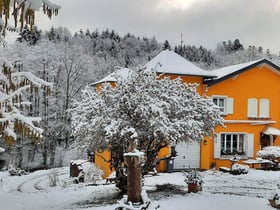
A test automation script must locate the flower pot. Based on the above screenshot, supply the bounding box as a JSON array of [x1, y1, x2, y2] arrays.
[[188, 183, 201, 193]]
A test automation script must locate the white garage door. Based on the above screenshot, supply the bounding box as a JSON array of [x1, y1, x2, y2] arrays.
[[173, 142, 200, 169]]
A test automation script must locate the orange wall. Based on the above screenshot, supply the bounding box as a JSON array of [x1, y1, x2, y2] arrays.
[[95, 150, 112, 178], [205, 65, 280, 168], [200, 137, 212, 169]]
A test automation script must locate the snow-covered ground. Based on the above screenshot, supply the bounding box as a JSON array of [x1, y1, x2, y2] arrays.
[[0, 167, 279, 210]]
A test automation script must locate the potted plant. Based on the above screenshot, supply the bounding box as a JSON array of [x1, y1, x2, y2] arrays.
[[183, 170, 203, 193]]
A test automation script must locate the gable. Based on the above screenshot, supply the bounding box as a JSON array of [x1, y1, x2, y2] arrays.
[[207, 63, 280, 94], [205, 59, 280, 87]]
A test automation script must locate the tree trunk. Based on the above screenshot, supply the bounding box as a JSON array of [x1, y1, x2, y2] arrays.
[[124, 155, 142, 204], [115, 167, 127, 192], [49, 140, 55, 166]]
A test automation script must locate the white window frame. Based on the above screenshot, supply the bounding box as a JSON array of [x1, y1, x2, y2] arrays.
[[212, 95, 234, 115], [214, 132, 254, 159], [220, 133, 246, 157]]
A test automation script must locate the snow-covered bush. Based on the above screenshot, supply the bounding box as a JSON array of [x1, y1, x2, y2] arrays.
[[231, 164, 249, 175], [257, 146, 280, 160], [48, 169, 59, 187], [70, 160, 103, 184], [229, 155, 240, 163], [183, 170, 203, 186], [83, 163, 103, 183]]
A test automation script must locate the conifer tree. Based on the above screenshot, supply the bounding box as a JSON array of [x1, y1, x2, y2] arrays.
[[163, 40, 171, 50]]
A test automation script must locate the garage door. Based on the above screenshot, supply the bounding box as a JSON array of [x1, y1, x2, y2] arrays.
[[173, 142, 200, 169]]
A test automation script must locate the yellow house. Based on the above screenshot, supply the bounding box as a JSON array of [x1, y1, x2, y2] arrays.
[[203, 59, 280, 169], [92, 50, 280, 177]]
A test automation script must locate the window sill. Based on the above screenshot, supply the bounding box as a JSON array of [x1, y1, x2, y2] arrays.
[[248, 117, 271, 120], [218, 155, 247, 160]]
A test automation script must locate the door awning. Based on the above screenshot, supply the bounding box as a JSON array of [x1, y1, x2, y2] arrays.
[[262, 126, 280, 136]]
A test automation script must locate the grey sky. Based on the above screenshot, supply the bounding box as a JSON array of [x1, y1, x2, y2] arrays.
[[36, 0, 280, 53]]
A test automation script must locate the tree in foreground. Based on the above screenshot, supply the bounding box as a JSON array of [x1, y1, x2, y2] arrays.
[[0, 0, 60, 33], [70, 68, 224, 191], [0, 59, 52, 145], [0, 0, 59, 152]]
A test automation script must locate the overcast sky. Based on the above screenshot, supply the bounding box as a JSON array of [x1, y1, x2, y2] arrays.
[[36, 0, 280, 53]]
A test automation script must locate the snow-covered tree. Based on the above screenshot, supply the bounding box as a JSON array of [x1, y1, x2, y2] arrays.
[[0, 59, 52, 145], [0, 0, 60, 169], [0, 0, 60, 44], [17, 25, 41, 45], [70, 68, 224, 191]]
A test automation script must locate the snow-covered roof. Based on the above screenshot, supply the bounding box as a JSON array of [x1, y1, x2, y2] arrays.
[[145, 50, 215, 77], [92, 50, 216, 86], [212, 60, 263, 79], [262, 126, 280, 136], [206, 59, 280, 86], [91, 68, 131, 85], [0, 147, 5, 153], [70, 159, 89, 165]]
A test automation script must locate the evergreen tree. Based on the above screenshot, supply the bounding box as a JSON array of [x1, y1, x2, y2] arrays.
[[258, 46, 263, 54], [48, 27, 56, 42], [17, 25, 31, 43], [163, 40, 171, 50], [17, 25, 41, 45], [232, 39, 243, 51]]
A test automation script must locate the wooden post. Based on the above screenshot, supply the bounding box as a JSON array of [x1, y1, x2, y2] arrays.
[[124, 151, 143, 204]]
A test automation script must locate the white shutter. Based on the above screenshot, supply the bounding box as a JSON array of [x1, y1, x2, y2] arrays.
[[214, 134, 221, 159], [259, 99, 269, 118], [226, 97, 234, 114], [246, 134, 254, 158], [247, 98, 258, 118]]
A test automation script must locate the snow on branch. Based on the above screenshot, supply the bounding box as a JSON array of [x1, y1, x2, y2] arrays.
[[0, 0, 60, 37], [71, 67, 224, 149], [13, 71, 53, 89], [0, 61, 51, 144]]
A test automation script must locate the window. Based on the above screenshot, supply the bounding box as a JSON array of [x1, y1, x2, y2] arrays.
[[212, 96, 234, 115], [220, 133, 245, 156], [213, 97, 225, 113], [214, 133, 254, 159], [247, 98, 270, 118]]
